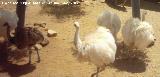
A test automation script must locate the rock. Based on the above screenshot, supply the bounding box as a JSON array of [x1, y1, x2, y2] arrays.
[[33, 23, 39, 26], [39, 23, 46, 28], [34, 26, 40, 29], [47, 30, 57, 37], [40, 38, 49, 47], [33, 23, 46, 28], [72, 2, 80, 5], [84, 1, 90, 6], [8, 44, 17, 51], [31, 46, 35, 50], [35, 44, 43, 50], [43, 27, 48, 31]]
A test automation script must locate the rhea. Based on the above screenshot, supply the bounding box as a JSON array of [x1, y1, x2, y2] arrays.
[[73, 22, 117, 77], [9, 27, 45, 64]]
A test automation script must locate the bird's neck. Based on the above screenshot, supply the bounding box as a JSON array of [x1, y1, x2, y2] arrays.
[[7, 25, 10, 40], [74, 27, 82, 49]]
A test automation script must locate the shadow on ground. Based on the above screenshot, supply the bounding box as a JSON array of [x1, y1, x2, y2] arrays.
[[0, 63, 36, 77], [105, 0, 160, 12], [112, 42, 150, 73], [0, 41, 36, 77], [105, 0, 127, 12], [40, 3, 85, 20]]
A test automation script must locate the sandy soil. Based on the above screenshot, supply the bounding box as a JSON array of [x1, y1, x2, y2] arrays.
[[0, 0, 160, 77]]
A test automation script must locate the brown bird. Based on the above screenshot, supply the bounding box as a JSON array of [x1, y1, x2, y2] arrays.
[[9, 27, 46, 64]]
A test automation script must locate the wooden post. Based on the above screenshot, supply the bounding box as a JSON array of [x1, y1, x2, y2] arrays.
[[16, 0, 26, 28], [131, 0, 141, 19], [15, 0, 27, 47]]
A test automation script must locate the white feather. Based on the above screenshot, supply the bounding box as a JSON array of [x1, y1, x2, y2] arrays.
[[74, 22, 117, 69], [122, 18, 156, 50], [97, 10, 121, 40]]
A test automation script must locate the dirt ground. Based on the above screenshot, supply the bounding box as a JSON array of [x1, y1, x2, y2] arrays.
[[0, 0, 160, 77]]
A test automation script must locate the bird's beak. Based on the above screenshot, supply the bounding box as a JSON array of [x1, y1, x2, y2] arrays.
[[147, 41, 155, 48]]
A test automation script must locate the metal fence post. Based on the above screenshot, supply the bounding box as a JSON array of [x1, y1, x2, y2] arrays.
[[132, 0, 141, 19]]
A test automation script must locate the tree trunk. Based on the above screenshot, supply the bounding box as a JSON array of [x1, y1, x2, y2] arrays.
[[132, 0, 141, 19]]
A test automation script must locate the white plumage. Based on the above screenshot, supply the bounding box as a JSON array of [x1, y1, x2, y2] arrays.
[[0, 9, 18, 40], [97, 10, 121, 40], [74, 21, 117, 77], [122, 12, 156, 50]]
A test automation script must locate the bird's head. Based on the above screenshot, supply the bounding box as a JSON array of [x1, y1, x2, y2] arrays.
[[135, 22, 156, 49], [74, 21, 80, 28]]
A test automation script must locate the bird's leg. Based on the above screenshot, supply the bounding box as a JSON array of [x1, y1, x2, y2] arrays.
[[28, 48, 32, 64], [7, 26, 10, 40], [99, 66, 105, 72], [35, 46, 40, 63], [96, 67, 100, 77], [91, 67, 105, 77]]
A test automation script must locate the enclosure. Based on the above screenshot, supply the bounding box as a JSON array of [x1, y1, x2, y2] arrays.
[[0, 0, 160, 77]]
